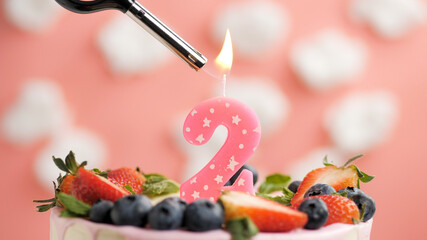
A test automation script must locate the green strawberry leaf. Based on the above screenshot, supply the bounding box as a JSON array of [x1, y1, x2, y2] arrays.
[[53, 157, 69, 173], [343, 154, 364, 167], [57, 193, 91, 217], [258, 173, 291, 194], [225, 217, 259, 240], [65, 151, 78, 174], [142, 174, 180, 197], [322, 155, 336, 167]]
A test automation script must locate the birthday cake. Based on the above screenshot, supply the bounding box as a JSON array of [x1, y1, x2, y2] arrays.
[[36, 152, 375, 240]]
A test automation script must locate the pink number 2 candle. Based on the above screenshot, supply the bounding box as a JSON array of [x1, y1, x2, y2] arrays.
[[180, 96, 261, 203]]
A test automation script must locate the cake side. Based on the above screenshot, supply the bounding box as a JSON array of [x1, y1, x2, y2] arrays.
[[50, 207, 373, 240]]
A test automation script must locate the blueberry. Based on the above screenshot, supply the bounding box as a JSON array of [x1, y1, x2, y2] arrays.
[[184, 199, 224, 231], [110, 195, 152, 226], [304, 183, 336, 198], [225, 164, 258, 186], [89, 200, 114, 223], [338, 187, 376, 222], [148, 197, 187, 230], [288, 180, 301, 193], [298, 198, 329, 229]]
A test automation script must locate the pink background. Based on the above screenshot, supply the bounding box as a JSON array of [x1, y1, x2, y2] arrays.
[[1, 0, 426, 239]]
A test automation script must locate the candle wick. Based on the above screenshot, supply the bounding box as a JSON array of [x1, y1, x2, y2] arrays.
[[222, 74, 227, 97]]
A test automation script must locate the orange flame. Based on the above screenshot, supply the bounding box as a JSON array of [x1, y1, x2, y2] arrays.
[[215, 29, 233, 75]]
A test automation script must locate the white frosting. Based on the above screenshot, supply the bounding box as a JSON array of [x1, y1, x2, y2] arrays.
[[50, 208, 372, 240], [98, 15, 172, 74], [290, 29, 367, 91]]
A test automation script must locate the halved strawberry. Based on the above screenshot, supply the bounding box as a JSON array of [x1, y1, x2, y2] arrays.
[[290, 155, 374, 206], [108, 168, 146, 194], [59, 174, 75, 195], [219, 191, 307, 232], [294, 195, 360, 225], [72, 168, 130, 205]]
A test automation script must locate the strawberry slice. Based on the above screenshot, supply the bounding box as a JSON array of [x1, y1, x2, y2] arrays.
[[59, 175, 75, 195], [108, 168, 146, 194], [72, 168, 130, 205], [291, 155, 373, 206], [295, 195, 360, 225], [219, 191, 307, 232]]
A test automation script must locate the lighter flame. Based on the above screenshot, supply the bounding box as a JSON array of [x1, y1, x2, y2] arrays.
[[215, 29, 233, 74]]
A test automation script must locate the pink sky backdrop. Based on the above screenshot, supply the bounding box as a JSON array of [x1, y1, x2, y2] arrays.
[[1, 0, 426, 239]]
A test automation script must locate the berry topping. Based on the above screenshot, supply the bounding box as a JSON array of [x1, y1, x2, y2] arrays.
[[288, 180, 301, 194], [338, 187, 376, 222], [108, 168, 146, 194], [184, 199, 224, 232], [111, 195, 152, 227], [291, 155, 374, 206], [225, 164, 258, 186], [71, 168, 130, 205], [148, 197, 186, 230], [219, 191, 307, 232], [295, 195, 360, 225], [89, 200, 114, 224], [303, 183, 336, 198], [298, 198, 329, 229]]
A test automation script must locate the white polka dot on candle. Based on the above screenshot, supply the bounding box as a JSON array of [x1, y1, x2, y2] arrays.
[[210, 197, 214, 201], [204, 185, 209, 190], [182, 192, 185, 196], [225, 103, 230, 108], [210, 108, 215, 113], [239, 144, 244, 149], [186, 127, 191, 132], [210, 164, 215, 169], [242, 129, 247, 135]]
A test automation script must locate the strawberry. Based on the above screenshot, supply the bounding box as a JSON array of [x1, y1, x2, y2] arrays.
[[108, 168, 146, 194], [72, 168, 130, 205], [290, 155, 374, 206], [59, 175, 75, 194], [294, 195, 360, 225], [219, 191, 307, 232]]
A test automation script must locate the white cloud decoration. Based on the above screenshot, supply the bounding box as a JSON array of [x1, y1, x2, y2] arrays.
[[1, 80, 72, 144], [290, 29, 367, 91], [98, 15, 172, 74], [324, 91, 398, 154], [212, 0, 289, 58], [4, 0, 60, 32], [34, 127, 107, 191], [350, 0, 427, 38]]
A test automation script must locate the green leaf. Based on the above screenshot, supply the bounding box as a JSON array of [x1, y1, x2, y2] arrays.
[[255, 187, 294, 206], [57, 193, 91, 217], [142, 174, 180, 197], [322, 155, 336, 167], [65, 151, 78, 174], [52, 157, 69, 173], [225, 217, 259, 240], [92, 168, 110, 178], [124, 185, 136, 195], [258, 173, 291, 194], [60, 209, 83, 218], [343, 154, 364, 167], [350, 166, 375, 186], [35, 202, 57, 212]]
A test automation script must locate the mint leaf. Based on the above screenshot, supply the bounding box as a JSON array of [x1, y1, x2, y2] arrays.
[[57, 193, 91, 217], [258, 173, 291, 194], [225, 217, 259, 240], [60, 209, 83, 218], [142, 174, 180, 197], [256, 187, 294, 206]]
